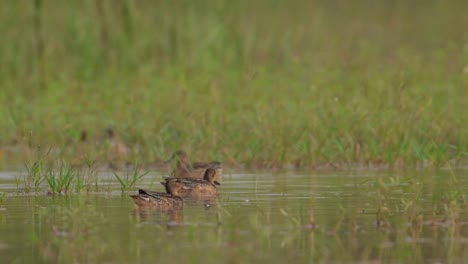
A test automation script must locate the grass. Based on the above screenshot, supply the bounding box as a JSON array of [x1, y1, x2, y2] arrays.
[[22, 158, 46, 192], [19, 150, 100, 194], [44, 163, 77, 194], [369, 172, 467, 230], [0, 0, 466, 169], [112, 162, 148, 192]]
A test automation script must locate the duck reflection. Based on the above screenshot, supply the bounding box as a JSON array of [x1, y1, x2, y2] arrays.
[[184, 197, 218, 208], [133, 208, 184, 228]]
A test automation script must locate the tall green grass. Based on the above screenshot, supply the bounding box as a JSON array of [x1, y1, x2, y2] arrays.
[[0, 0, 466, 169]]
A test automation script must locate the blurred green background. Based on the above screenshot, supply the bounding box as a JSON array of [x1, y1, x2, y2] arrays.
[[0, 0, 466, 168]]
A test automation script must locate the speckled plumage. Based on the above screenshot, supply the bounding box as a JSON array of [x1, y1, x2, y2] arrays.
[[162, 168, 220, 198], [130, 188, 184, 210]]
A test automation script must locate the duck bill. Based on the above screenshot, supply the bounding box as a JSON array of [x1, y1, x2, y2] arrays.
[[214, 181, 221, 186]]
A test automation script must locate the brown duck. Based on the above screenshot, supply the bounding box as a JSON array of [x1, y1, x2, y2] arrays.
[[106, 128, 129, 161], [130, 185, 184, 210], [162, 167, 221, 198], [165, 150, 222, 179]]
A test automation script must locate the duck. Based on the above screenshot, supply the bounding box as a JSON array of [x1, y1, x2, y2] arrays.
[[161, 167, 220, 198], [130, 185, 184, 210], [165, 150, 222, 179], [70, 130, 90, 167], [106, 128, 129, 159]]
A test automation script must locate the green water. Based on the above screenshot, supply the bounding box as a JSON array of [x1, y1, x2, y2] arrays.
[[0, 169, 467, 263]]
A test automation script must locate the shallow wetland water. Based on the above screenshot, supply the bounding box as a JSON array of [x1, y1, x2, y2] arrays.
[[0, 169, 467, 263]]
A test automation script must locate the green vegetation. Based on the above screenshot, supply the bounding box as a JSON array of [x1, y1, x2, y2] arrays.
[[22, 156, 46, 192], [0, 0, 466, 169], [112, 162, 148, 192], [44, 164, 77, 194], [19, 152, 101, 194]]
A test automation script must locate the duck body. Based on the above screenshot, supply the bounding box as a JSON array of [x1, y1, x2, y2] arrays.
[[130, 188, 183, 210], [162, 178, 218, 198], [162, 168, 220, 199]]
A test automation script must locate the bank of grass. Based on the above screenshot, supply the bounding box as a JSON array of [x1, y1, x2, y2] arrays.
[[0, 0, 466, 169]]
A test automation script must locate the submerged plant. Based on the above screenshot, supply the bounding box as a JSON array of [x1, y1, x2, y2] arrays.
[[280, 208, 301, 227], [35, 198, 109, 263], [215, 199, 232, 225]]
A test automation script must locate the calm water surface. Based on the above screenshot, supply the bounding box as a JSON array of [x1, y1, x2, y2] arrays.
[[0, 169, 467, 263]]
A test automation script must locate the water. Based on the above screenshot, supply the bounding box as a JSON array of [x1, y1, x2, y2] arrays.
[[0, 169, 467, 263]]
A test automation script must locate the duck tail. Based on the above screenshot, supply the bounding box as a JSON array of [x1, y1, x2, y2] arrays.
[[129, 195, 149, 207]]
